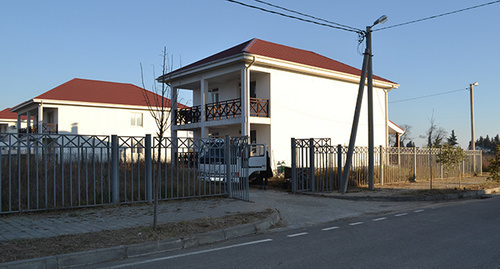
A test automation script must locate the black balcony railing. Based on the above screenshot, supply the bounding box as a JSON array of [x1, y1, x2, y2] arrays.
[[250, 98, 269, 117], [19, 123, 58, 134], [176, 105, 201, 125], [206, 98, 242, 121], [175, 98, 269, 125]]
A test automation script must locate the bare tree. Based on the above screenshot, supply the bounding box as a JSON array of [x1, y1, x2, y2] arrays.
[[420, 112, 447, 148], [140, 47, 175, 230], [399, 124, 412, 147]]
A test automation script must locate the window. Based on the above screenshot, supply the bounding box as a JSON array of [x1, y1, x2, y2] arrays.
[[250, 130, 257, 144], [209, 88, 219, 103], [238, 82, 257, 98], [131, 113, 143, 127], [250, 81, 256, 98]]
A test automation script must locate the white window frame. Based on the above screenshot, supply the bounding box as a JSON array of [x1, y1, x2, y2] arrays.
[[131, 112, 143, 127]]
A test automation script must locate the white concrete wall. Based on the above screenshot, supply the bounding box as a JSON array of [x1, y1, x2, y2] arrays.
[[253, 66, 387, 167], [55, 104, 165, 137]]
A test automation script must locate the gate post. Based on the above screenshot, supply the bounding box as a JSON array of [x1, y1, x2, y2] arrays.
[[145, 134, 152, 203], [413, 146, 417, 182], [379, 145, 384, 185], [337, 144, 342, 189], [291, 138, 297, 193], [309, 138, 315, 192], [111, 135, 119, 204], [225, 135, 232, 197]]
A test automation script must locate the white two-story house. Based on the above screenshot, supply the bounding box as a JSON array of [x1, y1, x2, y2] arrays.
[[11, 78, 187, 137], [158, 38, 401, 167]]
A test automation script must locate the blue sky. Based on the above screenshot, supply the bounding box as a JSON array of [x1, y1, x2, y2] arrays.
[[1, 0, 498, 148]]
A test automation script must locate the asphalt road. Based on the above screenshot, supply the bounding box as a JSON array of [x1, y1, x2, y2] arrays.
[[93, 196, 500, 269]]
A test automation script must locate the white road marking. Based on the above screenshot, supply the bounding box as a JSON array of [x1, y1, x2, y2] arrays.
[[107, 239, 273, 268], [349, 222, 364, 226], [287, 232, 309, 238], [395, 213, 408, 217], [321, 226, 339, 231], [414, 209, 424, 213], [372, 217, 387, 222]]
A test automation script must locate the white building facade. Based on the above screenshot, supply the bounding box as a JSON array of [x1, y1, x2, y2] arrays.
[[159, 39, 400, 167]]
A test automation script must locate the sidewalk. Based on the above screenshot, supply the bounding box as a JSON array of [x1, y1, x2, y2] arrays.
[[1, 176, 498, 268]]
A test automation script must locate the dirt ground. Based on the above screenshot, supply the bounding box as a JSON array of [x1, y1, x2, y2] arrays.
[[348, 175, 500, 196], [0, 210, 272, 263]]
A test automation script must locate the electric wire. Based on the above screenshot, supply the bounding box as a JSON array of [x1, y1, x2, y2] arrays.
[[374, 0, 500, 31], [226, 0, 362, 34], [389, 88, 468, 104], [253, 0, 361, 32]]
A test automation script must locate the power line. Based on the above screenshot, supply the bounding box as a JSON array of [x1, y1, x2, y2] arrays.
[[226, 0, 362, 34], [375, 0, 500, 31], [389, 88, 468, 104], [253, 0, 361, 32]]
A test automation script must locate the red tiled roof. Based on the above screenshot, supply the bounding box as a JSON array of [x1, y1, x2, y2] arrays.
[[165, 38, 395, 84], [33, 78, 187, 108], [0, 108, 29, 120], [0, 108, 17, 120]]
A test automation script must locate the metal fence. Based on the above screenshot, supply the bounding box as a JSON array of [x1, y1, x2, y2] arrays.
[[291, 138, 482, 193], [0, 133, 250, 214]]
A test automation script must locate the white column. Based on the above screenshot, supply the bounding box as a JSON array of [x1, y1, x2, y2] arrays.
[[171, 86, 178, 141], [241, 67, 250, 137], [17, 114, 22, 132], [38, 104, 43, 134], [26, 111, 31, 133], [201, 79, 208, 138], [385, 90, 389, 148]]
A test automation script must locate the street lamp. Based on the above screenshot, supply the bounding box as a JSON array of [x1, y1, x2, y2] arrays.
[[469, 82, 478, 150], [341, 15, 388, 193]]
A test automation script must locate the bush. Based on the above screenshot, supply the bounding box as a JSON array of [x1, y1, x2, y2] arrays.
[[488, 144, 500, 182]]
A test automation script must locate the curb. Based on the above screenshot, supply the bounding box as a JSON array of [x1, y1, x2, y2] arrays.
[[304, 187, 500, 202], [0, 210, 281, 269]]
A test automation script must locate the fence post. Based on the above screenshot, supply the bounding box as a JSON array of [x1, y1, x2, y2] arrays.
[[440, 148, 443, 179], [291, 138, 297, 193], [309, 138, 315, 192], [145, 134, 152, 203], [413, 146, 417, 182], [479, 152, 482, 176], [111, 135, 119, 205], [337, 144, 342, 189], [225, 135, 232, 197], [379, 145, 384, 185]]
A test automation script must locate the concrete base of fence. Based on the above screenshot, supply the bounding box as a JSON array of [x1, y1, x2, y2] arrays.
[[0, 209, 281, 269]]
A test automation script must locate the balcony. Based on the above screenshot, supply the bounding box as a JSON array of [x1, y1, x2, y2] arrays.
[[19, 123, 58, 134], [175, 98, 269, 125]]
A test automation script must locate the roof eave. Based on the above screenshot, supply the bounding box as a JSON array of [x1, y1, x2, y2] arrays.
[[158, 54, 249, 83], [160, 51, 399, 89], [10, 99, 36, 113]]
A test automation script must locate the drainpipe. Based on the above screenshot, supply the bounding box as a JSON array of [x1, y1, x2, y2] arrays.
[[242, 56, 256, 137]]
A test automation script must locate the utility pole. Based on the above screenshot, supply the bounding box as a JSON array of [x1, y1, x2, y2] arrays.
[[469, 82, 478, 150], [341, 15, 387, 194]]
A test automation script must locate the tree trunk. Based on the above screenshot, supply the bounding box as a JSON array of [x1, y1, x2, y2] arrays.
[[153, 139, 162, 230]]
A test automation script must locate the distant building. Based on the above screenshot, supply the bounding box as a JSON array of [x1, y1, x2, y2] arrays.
[[11, 78, 187, 137], [0, 107, 26, 134]]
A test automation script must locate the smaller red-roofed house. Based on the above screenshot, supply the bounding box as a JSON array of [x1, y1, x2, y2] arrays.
[[158, 38, 402, 168], [0, 108, 25, 134], [10, 78, 187, 137]]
